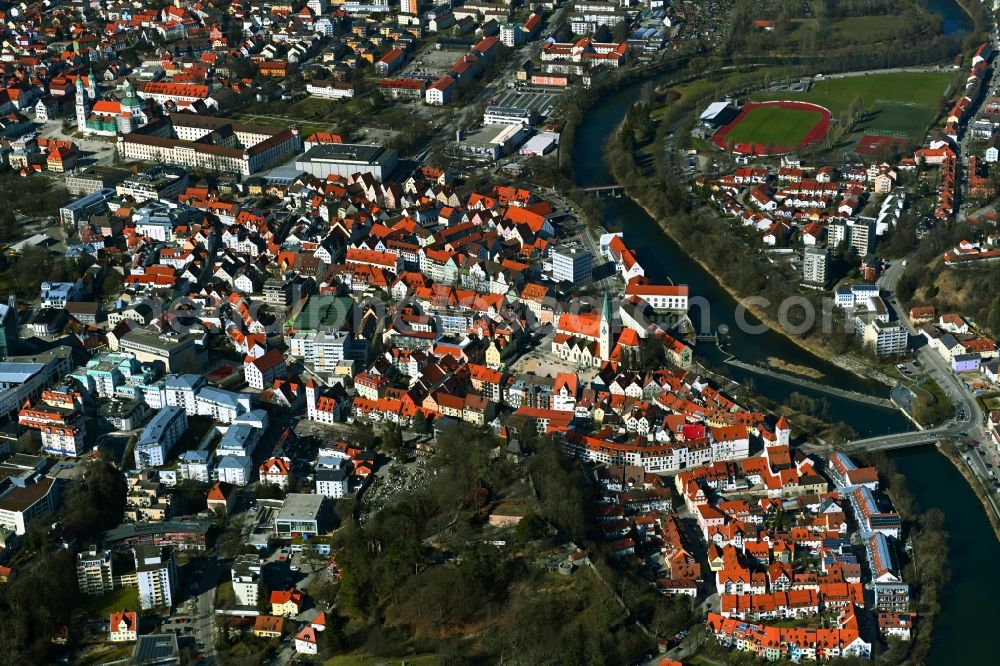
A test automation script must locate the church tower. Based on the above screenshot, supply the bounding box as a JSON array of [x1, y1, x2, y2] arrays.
[[599, 292, 613, 361], [775, 415, 791, 447], [75, 77, 88, 131]]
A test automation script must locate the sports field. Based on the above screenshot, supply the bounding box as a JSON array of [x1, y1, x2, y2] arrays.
[[856, 101, 937, 140], [711, 101, 831, 155], [722, 105, 824, 147], [751, 72, 954, 116]]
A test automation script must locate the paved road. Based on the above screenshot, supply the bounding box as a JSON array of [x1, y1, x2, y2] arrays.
[[830, 427, 949, 453], [190, 558, 222, 666], [878, 261, 980, 432], [840, 258, 1000, 527], [956, 438, 1000, 518], [958, 17, 1000, 212]]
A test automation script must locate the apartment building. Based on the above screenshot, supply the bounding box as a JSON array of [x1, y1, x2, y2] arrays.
[[0, 476, 59, 535], [551, 244, 593, 286], [315, 468, 349, 498], [134, 406, 188, 469], [803, 245, 830, 287], [135, 545, 177, 610], [232, 555, 262, 607], [77, 547, 115, 596], [118, 332, 201, 373]]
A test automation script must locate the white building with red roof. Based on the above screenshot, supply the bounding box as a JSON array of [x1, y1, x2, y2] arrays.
[[625, 277, 689, 312], [551, 293, 615, 366], [295, 625, 319, 654], [109, 610, 138, 642], [259, 457, 291, 489], [244, 348, 287, 390]]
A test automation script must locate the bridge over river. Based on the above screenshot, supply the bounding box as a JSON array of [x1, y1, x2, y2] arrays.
[[802, 428, 950, 456]]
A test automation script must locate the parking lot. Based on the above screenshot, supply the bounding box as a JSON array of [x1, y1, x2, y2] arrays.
[[491, 88, 560, 118], [408, 46, 466, 76], [356, 126, 401, 146]]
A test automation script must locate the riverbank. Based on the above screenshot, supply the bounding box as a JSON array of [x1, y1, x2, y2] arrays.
[[615, 187, 895, 386], [859, 451, 951, 664], [937, 442, 1000, 541]]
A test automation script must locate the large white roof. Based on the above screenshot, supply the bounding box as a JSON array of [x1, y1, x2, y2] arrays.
[[700, 101, 731, 121]]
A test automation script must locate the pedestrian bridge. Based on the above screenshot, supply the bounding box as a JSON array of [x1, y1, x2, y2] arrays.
[[580, 185, 625, 197]]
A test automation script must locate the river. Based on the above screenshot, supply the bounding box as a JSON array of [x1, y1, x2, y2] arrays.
[[573, 78, 909, 434], [924, 0, 974, 37], [571, 15, 990, 657], [891, 447, 997, 664]]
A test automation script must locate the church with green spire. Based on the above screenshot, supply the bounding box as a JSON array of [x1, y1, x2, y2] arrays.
[[76, 74, 151, 137]]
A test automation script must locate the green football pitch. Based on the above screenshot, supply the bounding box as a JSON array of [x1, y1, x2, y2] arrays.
[[723, 105, 824, 148]]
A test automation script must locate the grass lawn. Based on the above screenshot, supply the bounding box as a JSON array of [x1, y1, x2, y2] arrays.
[[234, 95, 360, 136], [289, 96, 351, 117], [752, 72, 955, 117], [77, 644, 134, 666], [233, 117, 336, 140], [723, 105, 823, 148], [921, 377, 949, 404], [326, 654, 440, 666], [215, 580, 235, 607], [371, 107, 410, 127], [829, 15, 900, 40], [981, 396, 1000, 411], [76, 588, 140, 619], [668, 67, 783, 104]]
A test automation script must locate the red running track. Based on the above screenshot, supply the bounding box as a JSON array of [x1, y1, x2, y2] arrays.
[[710, 101, 832, 156]]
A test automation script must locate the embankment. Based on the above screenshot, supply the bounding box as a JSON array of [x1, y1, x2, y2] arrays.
[[937, 442, 1000, 541]]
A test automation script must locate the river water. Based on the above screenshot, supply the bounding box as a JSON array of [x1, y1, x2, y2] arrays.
[[924, 0, 974, 37], [573, 78, 908, 433], [570, 12, 990, 656]]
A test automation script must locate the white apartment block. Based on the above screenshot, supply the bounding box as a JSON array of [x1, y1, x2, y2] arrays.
[[134, 406, 187, 469], [136, 546, 177, 610], [231, 555, 262, 607], [77, 547, 114, 596], [315, 469, 348, 498], [288, 331, 349, 373]]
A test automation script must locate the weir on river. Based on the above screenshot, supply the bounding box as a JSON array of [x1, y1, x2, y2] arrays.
[[722, 356, 896, 408]]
